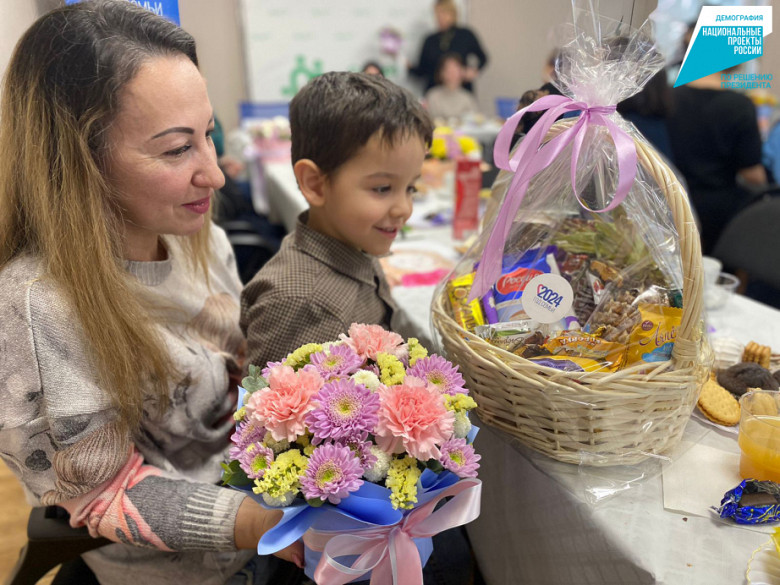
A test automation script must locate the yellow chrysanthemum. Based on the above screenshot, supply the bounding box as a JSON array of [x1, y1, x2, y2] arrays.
[[377, 352, 405, 386], [285, 343, 323, 369], [430, 136, 448, 159], [444, 394, 478, 414], [233, 406, 247, 422], [386, 456, 421, 510], [407, 338, 428, 367], [456, 135, 480, 156], [253, 449, 308, 499]]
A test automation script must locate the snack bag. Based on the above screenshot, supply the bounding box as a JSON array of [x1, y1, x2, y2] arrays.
[[434, 5, 699, 372]]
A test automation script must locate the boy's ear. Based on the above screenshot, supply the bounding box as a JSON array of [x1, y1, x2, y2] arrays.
[[294, 159, 327, 208]]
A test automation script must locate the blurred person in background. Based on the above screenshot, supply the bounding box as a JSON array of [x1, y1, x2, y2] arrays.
[[425, 53, 480, 121], [667, 42, 766, 255], [617, 69, 674, 162], [361, 61, 385, 76], [410, 0, 488, 93]]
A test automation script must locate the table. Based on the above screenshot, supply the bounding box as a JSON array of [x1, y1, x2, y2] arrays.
[[396, 262, 780, 584], [259, 159, 780, 584]]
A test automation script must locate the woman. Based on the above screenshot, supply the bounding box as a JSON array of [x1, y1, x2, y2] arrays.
[[410, 0, 488, 93], [0, 2, 301, 584]]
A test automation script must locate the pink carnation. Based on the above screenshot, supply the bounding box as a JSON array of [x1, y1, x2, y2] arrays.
[[245, 365, 323, 442], [375, 376, 454, 461], [340, 323, 407, 362]]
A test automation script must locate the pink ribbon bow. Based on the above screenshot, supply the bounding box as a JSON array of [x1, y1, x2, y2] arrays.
[[470, 94, 638, 300], [303, 478, 482, 585]]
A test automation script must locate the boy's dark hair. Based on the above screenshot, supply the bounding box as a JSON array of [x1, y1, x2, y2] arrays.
[[290, 72, 433, 176]]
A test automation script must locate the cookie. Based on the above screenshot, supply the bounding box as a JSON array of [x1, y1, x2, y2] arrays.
[[743, 341, 772, 369], [697, 377, 740, 426], [746, 390, 779, 417], [773, 369, 780, 387], [717, 362, 779, 397]]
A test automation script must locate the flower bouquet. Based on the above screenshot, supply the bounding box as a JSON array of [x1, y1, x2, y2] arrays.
[[222, 323, 482, 584]]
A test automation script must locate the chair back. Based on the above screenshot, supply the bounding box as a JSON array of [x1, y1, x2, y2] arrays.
[[712, 195, 780, 289]]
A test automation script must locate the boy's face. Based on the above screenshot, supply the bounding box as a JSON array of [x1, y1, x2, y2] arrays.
[[315, 133, 426, 256]]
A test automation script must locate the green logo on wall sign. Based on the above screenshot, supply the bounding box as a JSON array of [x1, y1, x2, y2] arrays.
[[281, 55, 324, 97]]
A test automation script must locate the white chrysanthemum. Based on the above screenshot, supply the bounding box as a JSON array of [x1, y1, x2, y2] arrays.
[[453, 411, 472, 439], [351, 370, 381, 392], [363, 446, 392, 483], [261, 491, 296, 507], [263, 432, 290, 454], [321, 341, 343, 353]]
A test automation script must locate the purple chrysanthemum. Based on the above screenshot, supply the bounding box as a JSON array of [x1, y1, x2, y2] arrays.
[[238, 442, 275, 480], [300, 443, 364, 504], [406, 354, 467, 395], [229, 419, 266, 460], [439, 438, 480, 478], [338, 438, 378, 471], [305, 379, 380, 443], [310, 345, 363, 378]]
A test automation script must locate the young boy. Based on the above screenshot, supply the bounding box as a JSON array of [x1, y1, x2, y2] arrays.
[[240, 72, 433, 369]]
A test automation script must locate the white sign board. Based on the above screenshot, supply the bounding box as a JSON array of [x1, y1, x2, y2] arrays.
[[240, 0, 467, 101]]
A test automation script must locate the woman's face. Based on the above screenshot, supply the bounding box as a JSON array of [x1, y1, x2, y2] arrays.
[[104, 55, 224, 261], [435, 6, 456, 31]]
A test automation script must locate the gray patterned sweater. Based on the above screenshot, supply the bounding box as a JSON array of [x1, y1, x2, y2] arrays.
[[0, 226, 256, 584]]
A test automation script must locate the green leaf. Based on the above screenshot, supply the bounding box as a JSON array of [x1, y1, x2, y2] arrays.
[[220, 460, 252, 486], [241, 368, 268, 393], [425, 459, 445, 474], [306, 497, 326, 508]]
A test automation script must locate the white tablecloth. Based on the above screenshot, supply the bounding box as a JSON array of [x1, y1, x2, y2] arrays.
[[389, 234, 780, 585], [258, 159, 780, 584]]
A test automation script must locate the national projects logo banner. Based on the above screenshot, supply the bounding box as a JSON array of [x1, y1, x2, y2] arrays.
[[675, 5, 772, 88]]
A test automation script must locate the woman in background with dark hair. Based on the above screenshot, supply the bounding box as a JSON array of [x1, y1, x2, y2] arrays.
[[0, 2, 301, 583], [617, 70, 674, 161]]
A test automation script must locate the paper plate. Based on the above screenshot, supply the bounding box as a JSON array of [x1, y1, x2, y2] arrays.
[[747, 540, 780, 584]]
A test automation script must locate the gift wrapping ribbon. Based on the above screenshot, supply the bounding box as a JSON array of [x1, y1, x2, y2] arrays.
[[303, 478, 482, 585], [470, 94, 638, 300]]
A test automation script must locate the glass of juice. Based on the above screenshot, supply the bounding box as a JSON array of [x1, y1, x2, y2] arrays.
[[739, 390, 780, 482]]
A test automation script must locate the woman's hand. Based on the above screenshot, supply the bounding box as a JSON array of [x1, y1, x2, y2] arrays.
[[234, 497, 304, 568]]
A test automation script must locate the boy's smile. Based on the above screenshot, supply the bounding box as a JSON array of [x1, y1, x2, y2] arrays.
[[308, 133, 426, 256]]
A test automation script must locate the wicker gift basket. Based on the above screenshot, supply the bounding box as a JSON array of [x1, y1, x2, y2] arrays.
[[431, 15, 708, 466], [433, 122, 706, 466]]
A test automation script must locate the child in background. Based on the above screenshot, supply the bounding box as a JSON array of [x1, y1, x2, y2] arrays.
[[240, 72, 433, 369], [425, 53, 480, 122]]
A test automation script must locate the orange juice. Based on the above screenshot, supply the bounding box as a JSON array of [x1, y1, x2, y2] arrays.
[[738, 415, 780, 482]]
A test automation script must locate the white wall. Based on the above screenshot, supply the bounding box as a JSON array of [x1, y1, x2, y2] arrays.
[[2, 0, 778, 132], [467, 0, 659, 114], [0, 2, 39, 83], [179, 0, 247, 133], [0, 1, 248, 132]]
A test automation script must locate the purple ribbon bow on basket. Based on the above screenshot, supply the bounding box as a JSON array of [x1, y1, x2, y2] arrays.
[[470, 93, 639, 300]]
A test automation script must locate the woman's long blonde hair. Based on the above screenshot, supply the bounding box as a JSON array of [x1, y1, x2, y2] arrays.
[[0, 1, 211, 433]]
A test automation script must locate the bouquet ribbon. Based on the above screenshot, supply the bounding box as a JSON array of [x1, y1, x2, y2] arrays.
[[470, 94, 638, 300], [303, 478, 482, 585]]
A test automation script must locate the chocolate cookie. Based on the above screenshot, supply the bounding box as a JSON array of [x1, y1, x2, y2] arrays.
[[717, 362, 779, 397], [774, 369, 780, 387]]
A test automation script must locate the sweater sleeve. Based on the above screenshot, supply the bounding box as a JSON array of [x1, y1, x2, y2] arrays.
[[0, 270, 246, 553]]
